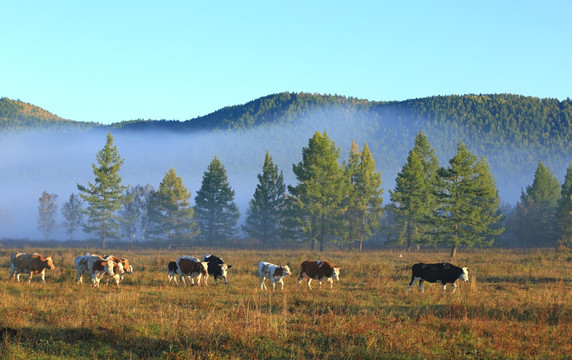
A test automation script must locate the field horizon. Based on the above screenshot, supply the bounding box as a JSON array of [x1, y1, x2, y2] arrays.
[[1, 248, 570, 359]]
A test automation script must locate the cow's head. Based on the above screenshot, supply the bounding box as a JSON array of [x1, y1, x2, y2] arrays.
[[282, 265, 292, 276], [219, 263, 230, 278], [460, 267, 469, 282], [332, 266, 340, 281], [43, 256, 55, 270], [122, 259, 133, 274]]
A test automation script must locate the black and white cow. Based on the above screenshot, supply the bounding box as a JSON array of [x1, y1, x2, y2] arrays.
[[408, 262, 469, 293], [202, 254, 232, 286]]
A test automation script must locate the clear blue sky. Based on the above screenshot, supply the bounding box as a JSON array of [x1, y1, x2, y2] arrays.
[[2, 1, 571, 125]]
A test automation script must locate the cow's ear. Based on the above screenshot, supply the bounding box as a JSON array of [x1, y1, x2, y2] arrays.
[[227, 265, 232, 269], [102, 262, 107, 266]]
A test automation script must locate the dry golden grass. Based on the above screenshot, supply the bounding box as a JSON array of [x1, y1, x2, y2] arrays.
[[0, 248, 570, 359]]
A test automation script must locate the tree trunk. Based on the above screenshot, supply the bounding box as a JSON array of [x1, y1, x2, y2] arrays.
[[359, 238, 363, 251], [450, 246, 457, 258], [319, 214, 325, 252]]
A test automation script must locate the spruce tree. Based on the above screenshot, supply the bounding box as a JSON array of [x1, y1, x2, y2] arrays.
[[344, 141, 383, 251], [37, 191, 58, 241], [77, 132, 128, 249], [243, 151, 286, 247], [518, 161, 561, 247], [556, 163, 572, 248], [194, 156, 240, 244], [435, 141, 503, 257], [148, 169, 196, 249], [390, 132, 440, 251], [61, 193, 83, 241], [288, 131, 348, 251]]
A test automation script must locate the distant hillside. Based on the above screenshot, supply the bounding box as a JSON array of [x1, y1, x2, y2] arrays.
[[0, 97, 96, 131]]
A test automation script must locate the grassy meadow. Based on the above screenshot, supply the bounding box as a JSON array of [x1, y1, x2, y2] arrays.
[[0, 247, 570, 359]]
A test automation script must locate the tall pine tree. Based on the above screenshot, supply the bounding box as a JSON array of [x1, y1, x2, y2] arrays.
[[344, 141, 383, 251], [517, 161, 561, 247], [243, 151, 286, 247], [148, 169, 197, 249], [288, 131, 348, 251], [194, 156, 240, 244], [390, 132, 440, 251], [555, 163, 572, 248], [77, 132, 128, 249], [435, 141, 503, 257]]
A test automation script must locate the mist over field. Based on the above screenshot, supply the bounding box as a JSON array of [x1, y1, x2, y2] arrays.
[[1, 107, 570, 240]]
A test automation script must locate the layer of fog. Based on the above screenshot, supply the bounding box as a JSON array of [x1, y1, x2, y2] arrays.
[[1, 107, 570, 240]]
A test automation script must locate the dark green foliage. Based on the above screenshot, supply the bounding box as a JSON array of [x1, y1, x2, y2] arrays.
[[343, 141, 384, 250], [148, 169, 196, 249], [288, 131, 349, 251], [77, 133, 128, 249], [243, 151, 286, 246], [516, 161, 562, 247], [120, 184, 154, 244], [390, 132, 440, 250], [194, 157, 240, 244], [556, 164, 572, 248], [61, 193, 84, 241], [434, 142, 503, 256]]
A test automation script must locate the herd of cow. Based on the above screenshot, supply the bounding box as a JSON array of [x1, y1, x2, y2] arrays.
[[8, 252, 470, 293]]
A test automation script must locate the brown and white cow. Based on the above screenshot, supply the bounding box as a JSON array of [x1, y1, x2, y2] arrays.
[[297, 260, 340, 289], [175, 256, 208, 286], [258, 261, 292, 291], [103, 255, 133, 285], [74, 254, 122, 287], [10, 252, 55, 283]]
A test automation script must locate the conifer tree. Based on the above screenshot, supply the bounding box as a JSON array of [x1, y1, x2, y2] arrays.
[[243, 151, 286, 247], [555, 163, 572, 248], [288, 131, 348, 251], [390, 132, 440, 251], [194, 156, 240, 244], [37, 191, 58, 241], [517, 161, 561, 247], [77, 132, 128, 249], [435, 141, 503, 257], [344, 141, 383, 251], [148, 169, 197, 249], [61, 193, 83, 241]]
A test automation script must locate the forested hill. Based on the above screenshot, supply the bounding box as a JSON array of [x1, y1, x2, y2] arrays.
[[0, 97, 96, 132]]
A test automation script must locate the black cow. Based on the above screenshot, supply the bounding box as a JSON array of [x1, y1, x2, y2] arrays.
[[408, 262, 469, 293], [202, 254, 232, 286], [167, 261, 178, 284]]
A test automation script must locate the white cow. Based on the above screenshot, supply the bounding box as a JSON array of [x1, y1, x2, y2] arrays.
[[258, 261, 292, 291]]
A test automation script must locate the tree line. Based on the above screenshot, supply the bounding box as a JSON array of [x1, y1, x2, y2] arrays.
[[37, 132, 572, 254]]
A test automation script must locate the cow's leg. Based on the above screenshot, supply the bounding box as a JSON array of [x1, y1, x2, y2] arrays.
[[306, 278, 312, 290], [271, 279, 276, 291], [408, 276, 418, 291], [28, 272, 33, 283], [442, 283, 447, 292], [328, 278, 333, 289], [260, 277, 266, 290], [279, 278, 285, 290], [418, 280, 424, 292], [41, 270, 46, 283], [318, 279, 322, 288], [9, 264, 15, 280], [180, 275, 186, 286], [297, 272, 305, 286], [16, 273, 21, 282], [451, 282, 457, 293]]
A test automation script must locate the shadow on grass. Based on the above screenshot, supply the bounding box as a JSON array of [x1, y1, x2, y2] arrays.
[[0, 326, 203, 358]]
